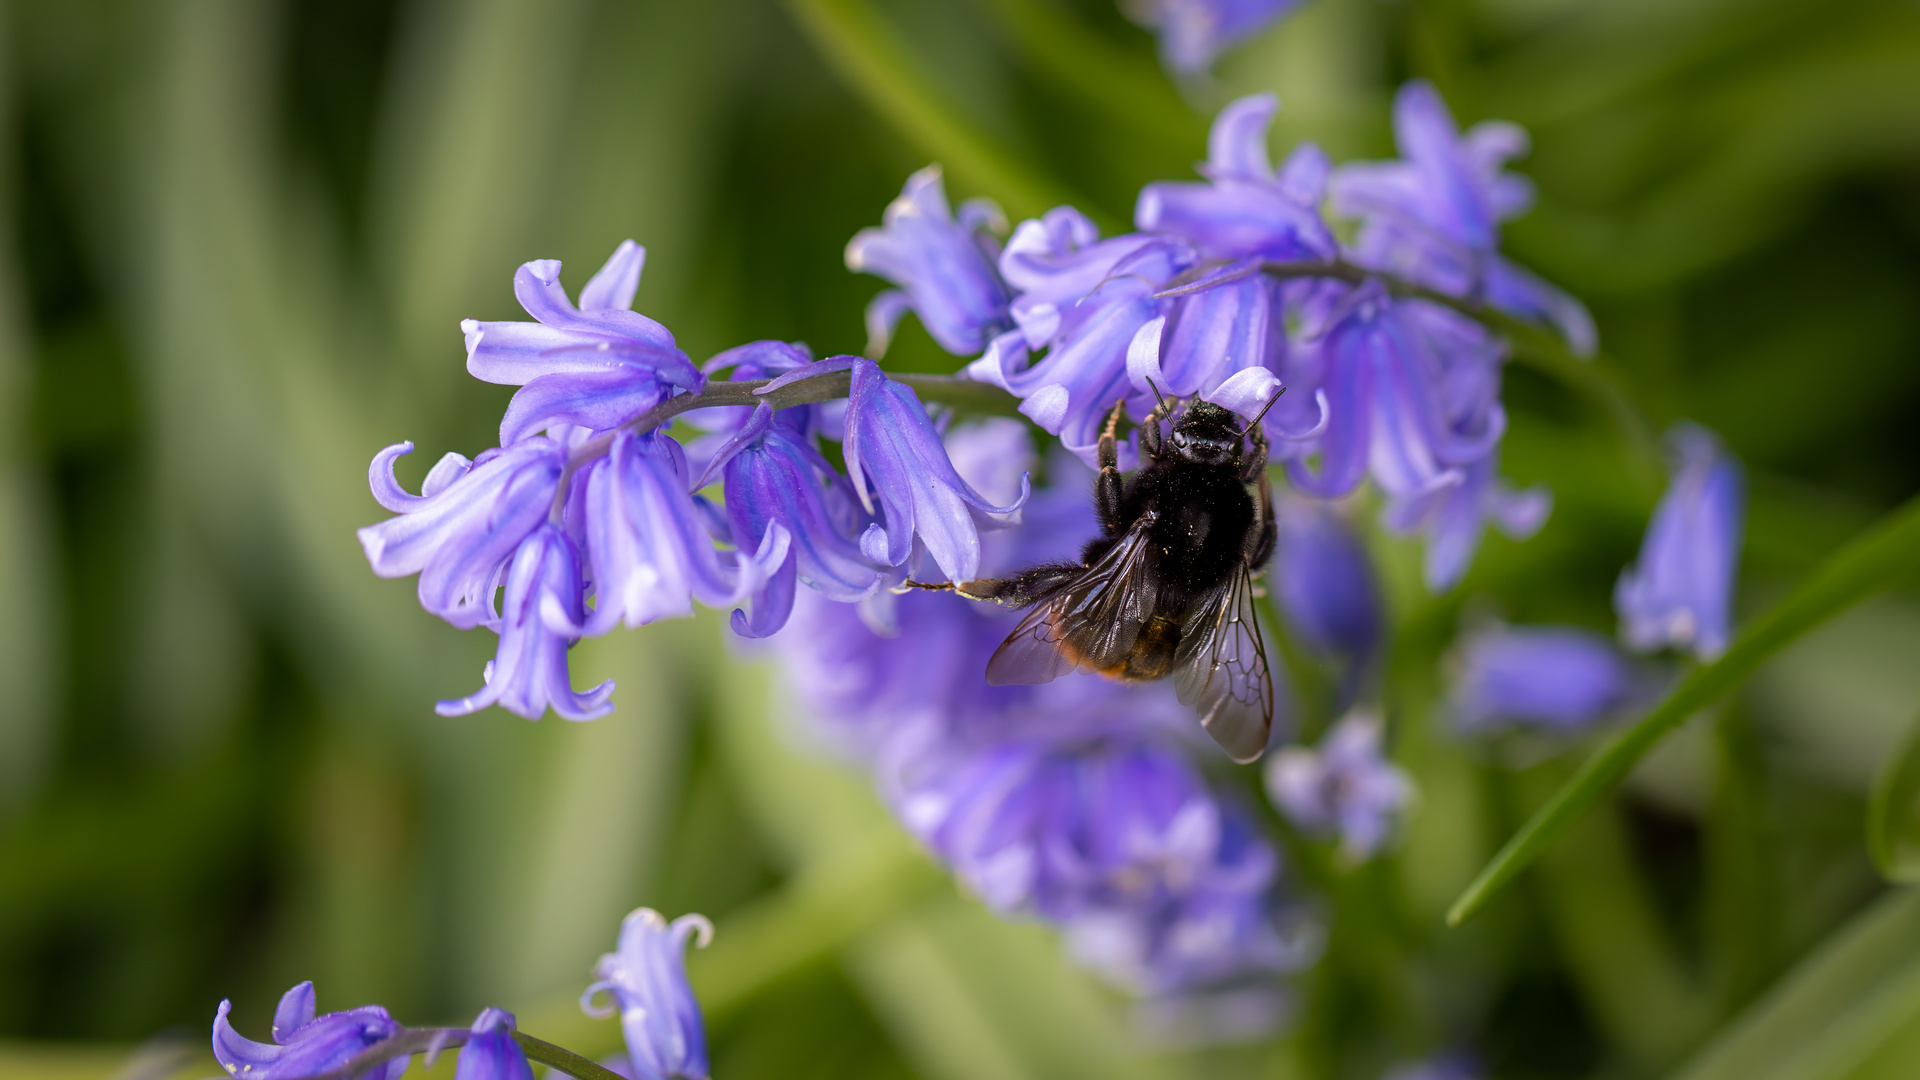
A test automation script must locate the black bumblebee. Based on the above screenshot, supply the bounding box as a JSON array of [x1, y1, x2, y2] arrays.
[[916, 387, 1279, 762]]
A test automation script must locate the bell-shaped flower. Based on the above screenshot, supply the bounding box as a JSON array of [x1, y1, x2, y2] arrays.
[[1273, 496, 1381, 666], [711, 403, 886, 637], [575, 431, 789, 635], [359, 437, 566, 630], [1285, 283, 1504, 501], [1124, 0, 1305, 75], [847, 166, 1012, 357], [212, 982, 406, 1080], [1331, 81, 1595, 356], [1615, 423, 1744, 660], [436, 523, 614, 721], [454, 1009, 533, 1080], [1449, 625, 1637, 734], [1136, 94, 1336, 264], [841, 357, 1028, 580], [462, 241, 704, 444], [583, 908, 713, 1080], [1265, 711, 1413, 861]]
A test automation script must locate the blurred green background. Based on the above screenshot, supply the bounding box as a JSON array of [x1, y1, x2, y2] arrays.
[[3, 0, 1920, 1078]]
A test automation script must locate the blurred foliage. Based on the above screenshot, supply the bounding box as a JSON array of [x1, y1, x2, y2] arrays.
[[1, 0, 1919, 1078]]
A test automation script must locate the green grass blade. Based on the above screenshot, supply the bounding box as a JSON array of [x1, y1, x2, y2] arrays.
[[779, 0, 1096, 223], [1869, 709, 1920, 883], [1448, 492, 1920, 926]]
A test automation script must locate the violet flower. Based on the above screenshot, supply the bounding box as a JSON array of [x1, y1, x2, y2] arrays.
[[1450, 625, 1636, 735], [1266, 711, 1413, 860], [454, 1009, 532, 1080], [212, 982, 406, 1080], [461, 241, 703, 444], [359, 437, 566, 630], [1273, 496, 1381, 666], [1331, 81, 1595, 356], [1615, 423, 1745, 660], [435, 523, 614, 722], [1123, 0, 1305, 75], [583, 908, 713, 1080], [840, 356, 1028, 580], [574, 430, 789, 635], [847, 165, 1012, 357]]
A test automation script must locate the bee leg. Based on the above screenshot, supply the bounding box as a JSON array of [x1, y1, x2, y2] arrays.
[[1140, 386, 1177, 460], [1095, 399, 1127, 534], [1239, 416, 1270, 482], [904, 577, 1010, 602]]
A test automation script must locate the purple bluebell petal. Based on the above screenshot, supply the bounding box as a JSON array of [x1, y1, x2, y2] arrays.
[[212, 986, 406, 1080], [842, 358, 1029, 579], [1450, 625, 1636, 734], [1615, 423, 1744, 660], [862, 289, 915, 358], [1273, 497, 1381, 664], [358, 438, 566, 630], [578, 240, 646, 312], [1265, 711, 1412, 860], [422, 451, 475, 497], [1387, 453, 1550, 591], [454, 1009, 533, 1080], [586, 909, 712, 1080], [1201, 367, 1283, 421], [1137, 94, 1335, 262], [497, 369, 670, 445], [1277, 142, 1330, 206], [1144, 270, 1287, 398], [1126, 0, 1306, 74], [369, 442, 429, 513], [578, 431, 791, 634], [701, 338, 813, 378], [436, 523, 614, 721], [1484, 255, 1597, 358], [1205, 93, 1278, 181], [847, 165, 1012, 357]]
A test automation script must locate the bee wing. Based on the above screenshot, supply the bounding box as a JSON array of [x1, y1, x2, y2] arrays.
[[1172, 563, 1274, 763], [985, 521, 1159, 686]]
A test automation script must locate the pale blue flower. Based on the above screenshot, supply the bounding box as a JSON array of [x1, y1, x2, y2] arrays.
[[584, 909, 713, 1080], [454, 1009, 532, 1080], [1616, 423, 1744, 660], [1266, 711, 1413, 860], [847, 166, 1011, 357]]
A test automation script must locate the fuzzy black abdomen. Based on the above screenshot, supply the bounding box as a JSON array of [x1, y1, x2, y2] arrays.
[[1123, 463, 1254, 609]]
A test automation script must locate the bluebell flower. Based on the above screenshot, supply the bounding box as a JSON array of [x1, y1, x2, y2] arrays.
[[212, 982, 406, 1080], [435, 523, 614, 721], [1136, 94, 1335, 265], [1331, 82, 1595, 356], [1615, 423, 1744, 660], [573, 430, 789, 635], [455, 1009, 533, 1080], [1123, 0, 1305, 75], [847, 166, 1012, 357], [583, 908, 713, 1080], [840, 356, 1028, 579], [461, 241, 704, 444], [1266, 711, 1413, 860], [360, 437, 567, 630], [1450, 625, 1636, 734], [709, 403, 885, 637], [1273, 496, 1381, 665]]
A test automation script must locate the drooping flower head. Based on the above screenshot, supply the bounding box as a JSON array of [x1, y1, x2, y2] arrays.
[[584, 908, 713, 1080], [1266, 711, 1413, 860], [848, 166, 1012, 357], [1615, 423, 1744, 660], [212, 982, 406, 1080], [454, 1008, 533, 1080], [1449, 624, 1638, 735], [1123, 0, 1306, 75]]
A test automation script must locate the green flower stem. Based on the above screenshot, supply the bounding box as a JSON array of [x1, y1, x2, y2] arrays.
[[1447, 490, 1920, 927], [512, 1032, 629, 1080]]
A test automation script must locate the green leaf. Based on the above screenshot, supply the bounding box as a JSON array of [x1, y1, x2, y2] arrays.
[[1869, 709, 1920, 883], [779, 0, 1098, 223], [1448, 491, 1920, 926]]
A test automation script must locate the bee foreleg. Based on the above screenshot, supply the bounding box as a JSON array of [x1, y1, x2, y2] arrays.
[[1240, 418, 1270, 482]]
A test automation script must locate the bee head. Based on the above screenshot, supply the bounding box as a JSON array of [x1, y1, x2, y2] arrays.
[[1167, 401, 1245, 467]]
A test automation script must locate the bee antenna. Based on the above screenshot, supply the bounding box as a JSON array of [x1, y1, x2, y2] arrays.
[[1238, 385, 1286, 437], [1145, 376, 1168, 412]]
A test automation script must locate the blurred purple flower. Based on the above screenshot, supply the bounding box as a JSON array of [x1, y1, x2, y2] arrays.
[[583, 909, 713, 1080], [212, 982, 406, 1080], [1266, 711, 1412, 860], [1616, 423, 1744, 660], [1136, 94, 1335, 264], [436, 523, 614, 722], [575, 430, 789, 635], [360, 437, 566, 630], [1123, 0, 1305, 75], [1331, 82, 1595, 356], [1450, 624, 1636, 734], [848, 166, 1012, 357], [1273, 496, 1381, 665], [461, 242, 704, 444], [454, 1009, 532, 1080]]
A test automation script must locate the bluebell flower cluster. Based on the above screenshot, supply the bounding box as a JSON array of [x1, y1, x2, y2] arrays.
[[859, 84, 1574, 592]]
